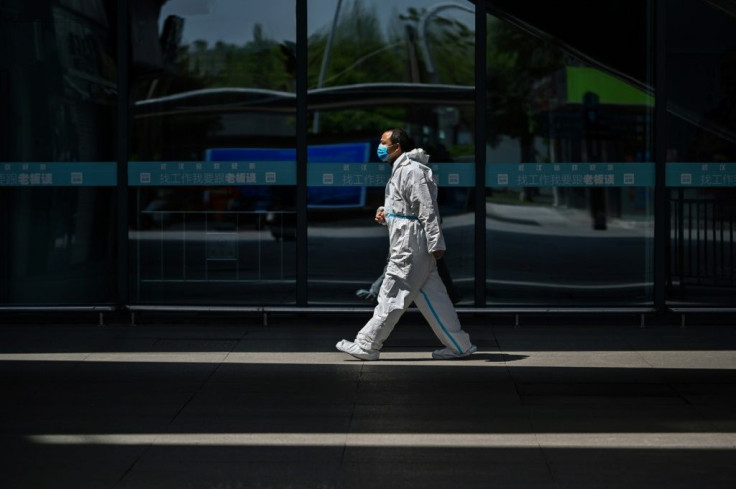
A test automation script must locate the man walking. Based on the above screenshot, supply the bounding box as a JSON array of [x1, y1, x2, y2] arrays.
[[336, 128, 477, 360]]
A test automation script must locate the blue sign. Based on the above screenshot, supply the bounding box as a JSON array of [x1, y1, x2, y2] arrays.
[[0, 162, 116, 186], [128, 143, 475, 211], [666, 162, 736, 187], [129, 144, 374, 208], [128, 161, 295, 186], [428, 163, 475, 187], [308, 163, 389, 187], [486, 163, 655, 187], [209, 144, 373, 208], [307, 162, 475, 187]]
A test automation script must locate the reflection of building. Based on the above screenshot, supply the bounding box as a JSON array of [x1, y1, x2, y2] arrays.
[[1, 0, 116, 162]]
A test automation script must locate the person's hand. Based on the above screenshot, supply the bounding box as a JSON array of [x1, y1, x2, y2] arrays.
[[432, 250, 445, 260], [375, 208, 386, 225]]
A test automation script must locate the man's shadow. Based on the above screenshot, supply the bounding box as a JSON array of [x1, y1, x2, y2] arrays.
[[360, 353, 529, 362], [478, 353, 528, 363]]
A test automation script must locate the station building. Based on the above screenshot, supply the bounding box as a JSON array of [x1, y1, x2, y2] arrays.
[[1, 0, 734, 320]]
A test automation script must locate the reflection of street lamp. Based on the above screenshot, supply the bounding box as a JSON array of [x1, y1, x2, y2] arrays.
[[314, 0, 344, 133], [419, 2, 474, 83]]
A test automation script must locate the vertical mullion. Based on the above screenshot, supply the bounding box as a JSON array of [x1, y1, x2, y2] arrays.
[[728, 212, 736, 285], [117, 0, 129, 309], [688, 201, 693, 282], [654, 0, 667, 313], [474, 1, 487, 307], [296, 0, 308, 305], [711, 202, 716, 282], [695, 200, 706, 285], [677, 190, 684, 288], [719, 202, 724, 284]]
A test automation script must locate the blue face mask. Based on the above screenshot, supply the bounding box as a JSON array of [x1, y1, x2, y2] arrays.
[[377, 143, 392, 162]]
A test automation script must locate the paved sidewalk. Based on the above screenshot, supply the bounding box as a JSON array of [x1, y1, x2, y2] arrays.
[[1, 319, 735, 488]]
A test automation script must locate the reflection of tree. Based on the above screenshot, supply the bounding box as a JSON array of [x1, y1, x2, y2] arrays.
[[486, 18, 563, 162], [307, 0, 475, 136], [398, 6, 474, 86], [309, 0, 398, 87], [132, 23, 295, 160], [181, 24, 293, 92], [308, 0, 404, 134]]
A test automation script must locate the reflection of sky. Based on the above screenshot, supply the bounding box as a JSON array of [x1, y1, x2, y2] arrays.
[[159, 0, 474, 46], [160, 0, 297, 44]]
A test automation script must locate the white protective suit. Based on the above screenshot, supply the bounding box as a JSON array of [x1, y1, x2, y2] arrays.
[[354, 148, 474, 355]]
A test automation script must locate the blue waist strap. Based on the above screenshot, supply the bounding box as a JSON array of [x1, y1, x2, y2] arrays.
[[388, 213, 419, 220]]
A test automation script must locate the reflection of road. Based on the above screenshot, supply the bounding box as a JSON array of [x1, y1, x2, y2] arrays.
[[306, 203, 653, 303], [482, 204, 651, 302], [131, 203, 654, 304], [482, 208, 653, 302], [483, 203, 653, 238]]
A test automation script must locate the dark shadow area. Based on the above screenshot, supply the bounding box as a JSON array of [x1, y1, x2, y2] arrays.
[[0, 360, 734, 434], [2, 322, 736, 354], [1, 341, 735, 488], [341, 353, 529, 362], [1, 440, 735, 489]]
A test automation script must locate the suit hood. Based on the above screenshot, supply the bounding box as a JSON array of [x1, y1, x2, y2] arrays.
[[404, 148, 430, 165]]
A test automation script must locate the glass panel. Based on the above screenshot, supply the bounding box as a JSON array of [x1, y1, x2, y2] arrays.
[[129, 0, 297, 305], [665, 0, 736, 306], [485, 3, 655, 306], [307, 0, 475, 305], [0, 0, 117, 305]]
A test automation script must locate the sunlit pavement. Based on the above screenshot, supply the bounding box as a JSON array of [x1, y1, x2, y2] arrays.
[[1, 319, 735, 489]]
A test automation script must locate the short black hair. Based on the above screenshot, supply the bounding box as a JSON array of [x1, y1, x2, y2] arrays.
[[388, 128, 415, 152]]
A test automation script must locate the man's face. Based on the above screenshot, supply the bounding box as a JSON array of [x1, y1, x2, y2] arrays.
[[380, 131, 400, 162]]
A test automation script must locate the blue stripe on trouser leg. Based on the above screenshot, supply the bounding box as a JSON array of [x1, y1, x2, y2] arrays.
[[419, 288, 463, 353]]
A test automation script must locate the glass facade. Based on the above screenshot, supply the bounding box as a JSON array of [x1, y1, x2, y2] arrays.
[[0, 0, 733, 313], [0, 0, 118, 305]]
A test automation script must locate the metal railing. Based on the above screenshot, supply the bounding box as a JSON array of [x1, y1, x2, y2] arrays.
[[669, 192, 736, 290]]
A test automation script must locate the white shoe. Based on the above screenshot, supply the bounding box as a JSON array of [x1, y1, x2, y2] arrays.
[[336, 339, 379, 361], [432, 344, 477, 360]]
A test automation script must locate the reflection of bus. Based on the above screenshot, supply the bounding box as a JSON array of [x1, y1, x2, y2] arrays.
[[205, 143, 372, 209], [205, 143, 376, 240]]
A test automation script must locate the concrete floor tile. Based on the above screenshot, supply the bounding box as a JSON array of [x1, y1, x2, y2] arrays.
[[186, 379, 360, 408], [136, 442, 346, 465], [170, 401, 355, 433], [544, 447, 736, 489], [504, 350, 653, 369], [0, 437, 146, 489], [349, 404, 533, 433], [340, 448, 556, 489], [118, 461, 341, 489], [636, 350, 736, 370], [516, 381, 687, 405], [33, 380, 201, 406], [692, 404, 736, 431], [671, 382, 736, 405], [354, 379, 521, 406], [213, 361, 364, 382], [357, 363, 512, 381], [526, 404, 718, 434]]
